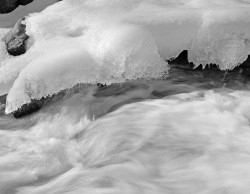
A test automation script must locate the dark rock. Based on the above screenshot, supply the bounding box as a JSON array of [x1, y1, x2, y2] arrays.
[[12, 99, 43, 118], [0, 94, 7, 116], [97, 83, 107, 88], [4, 17, 29, 56], [19, 0, 33, 6], [0, 0, 33, 14], [10, 84, 87, 118], [168, 50, 189, 65], [0, 0, 18, 14], [0, 94, 7, 105], [12, 91, 66, 118]]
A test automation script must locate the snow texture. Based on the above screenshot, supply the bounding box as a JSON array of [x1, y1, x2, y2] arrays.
[[0, 0, 250, 112]]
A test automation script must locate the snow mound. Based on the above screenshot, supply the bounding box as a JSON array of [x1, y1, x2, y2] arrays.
[[0, 0, 250, 112]]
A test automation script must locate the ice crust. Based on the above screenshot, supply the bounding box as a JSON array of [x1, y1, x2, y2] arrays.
[[1, 0, 250, 113]]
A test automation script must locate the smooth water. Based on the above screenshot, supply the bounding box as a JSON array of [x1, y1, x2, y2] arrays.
[[1, 67, 250, 194]]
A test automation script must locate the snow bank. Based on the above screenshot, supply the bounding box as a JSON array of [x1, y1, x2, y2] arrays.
[[1, 0, 250, 112]]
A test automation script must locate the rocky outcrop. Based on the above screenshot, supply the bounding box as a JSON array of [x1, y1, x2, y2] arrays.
[[4, 17, 29, 56], [0, 0, 33, 14]]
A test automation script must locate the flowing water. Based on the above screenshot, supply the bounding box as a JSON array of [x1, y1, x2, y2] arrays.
[[1, 0, 250, 193], [1, 66, 250, 194]]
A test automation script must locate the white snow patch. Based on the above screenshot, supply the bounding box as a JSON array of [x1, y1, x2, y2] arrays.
[[0, 0, 250, 112]]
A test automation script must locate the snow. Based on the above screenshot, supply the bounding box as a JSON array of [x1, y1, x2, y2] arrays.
[[1, 0, 250, 112]]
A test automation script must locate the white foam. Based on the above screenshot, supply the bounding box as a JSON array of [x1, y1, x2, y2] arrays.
[[0, 89, 249, 194]]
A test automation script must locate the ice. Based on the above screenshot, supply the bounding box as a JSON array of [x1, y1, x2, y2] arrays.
[[1, 0, 250, 112], [5, 23, 166, 113], [189, 19, 250, 70]]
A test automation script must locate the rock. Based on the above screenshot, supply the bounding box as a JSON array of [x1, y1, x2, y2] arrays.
[[0, 94, 7, 116], [19, 0, 33, 6], [4, 17, 29, 56], [0, 94, 7, 105], [168, 50, 189, 65], [9, 84, 85, 118], [11, 91, 66, 118], [12, 99, 45, 118], [0, 0, 33, 14], [0, 0, 19, 14]]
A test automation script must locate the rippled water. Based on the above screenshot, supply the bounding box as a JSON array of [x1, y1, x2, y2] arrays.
[[1, 66, 250, 194]]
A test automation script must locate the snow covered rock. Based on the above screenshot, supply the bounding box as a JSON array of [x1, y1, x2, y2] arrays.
[[11, 90, 66, 118], [4, 17, 29, 56], [0, 0, 33, 14], [9, 84, 86, 118], [1, 0, 250, 114], [11, 97, 45, 118]]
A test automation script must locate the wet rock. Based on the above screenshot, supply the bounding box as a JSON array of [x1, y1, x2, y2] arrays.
[[0, 94, 7, 116], [168, 50, 190, 66], [9, 84, 87, 118], [4, 17, 29, 56], [12, 99, 43, 118], [0, 94, 7, 105], [0, 0, 33, 14], [11, 91, 66, 118], [19, 0, 33, 6]]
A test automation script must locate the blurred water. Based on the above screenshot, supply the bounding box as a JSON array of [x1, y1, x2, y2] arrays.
[[1, 0, 250, 193], [1, 66, 250, 194]]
